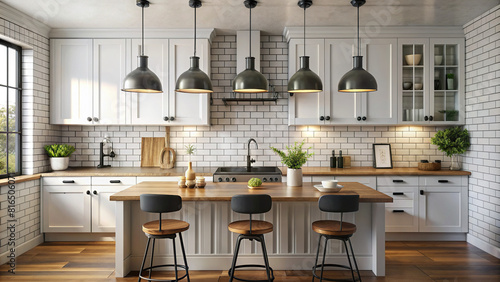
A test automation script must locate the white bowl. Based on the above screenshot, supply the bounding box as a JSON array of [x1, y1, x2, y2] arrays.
[[321, 180, 338, 188], [434, 55, 443, 65], [403, 82, 412, 90], [405, 54, 422, 65], [414, 83, 423, 90]]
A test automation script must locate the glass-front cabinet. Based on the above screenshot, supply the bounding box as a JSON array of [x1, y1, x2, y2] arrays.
[[398, 38, 464, 125]]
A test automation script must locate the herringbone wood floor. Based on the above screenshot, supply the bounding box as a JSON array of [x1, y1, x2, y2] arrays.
[[1, 241, 499, 281]]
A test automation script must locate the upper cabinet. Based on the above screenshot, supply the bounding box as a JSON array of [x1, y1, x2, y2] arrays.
[[50, 29, 214, 126]]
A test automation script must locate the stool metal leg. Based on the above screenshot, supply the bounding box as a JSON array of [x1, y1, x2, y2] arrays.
[[228, 235, 243, 282], [173, 236, 179, 281], [343, 240, 355, 282], [259, 235, 274, 282], [348, 238, 362, 282], [138, 237, 151, 282], [320, 236, 328, 282], [312, 234, 322, 282], [149, 238, 156, 280], [179, 233, 190, 282]]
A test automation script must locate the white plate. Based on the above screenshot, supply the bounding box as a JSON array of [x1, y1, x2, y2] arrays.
[[314, 184, 343, 193]]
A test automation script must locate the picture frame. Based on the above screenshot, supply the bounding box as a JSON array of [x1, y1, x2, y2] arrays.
[[373, 144, 393, 169]]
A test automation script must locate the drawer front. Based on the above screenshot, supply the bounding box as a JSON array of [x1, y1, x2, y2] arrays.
[[91, 177, 137, 186], [377, 176, 418, 187], [419, 176, 463, 187], [379, 187, 416, 209], [42, 176, 91, 186], [385, 207, 418, 232]]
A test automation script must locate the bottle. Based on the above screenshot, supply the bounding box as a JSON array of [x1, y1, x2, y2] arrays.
[[330, 150, 337, 168], [338, 150, 344, 168]]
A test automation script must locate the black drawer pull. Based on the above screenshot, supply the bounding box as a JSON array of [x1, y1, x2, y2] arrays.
[[420, 190, 424, 195], [110, 180, 121, 183], [392, 210, 405, 213], [438, 180, 449, 183], [392, 180, 404, 183], [392, 192, 404, 196], [62, 180, 75, 184]]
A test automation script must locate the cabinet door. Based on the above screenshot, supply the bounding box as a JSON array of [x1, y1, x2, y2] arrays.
[[168, 39, 210, 126], [130, 39, 170, 125], [42, 186, 91, 232], [288, 39, 325, 125], [324, 39, 359, 124], [418, 186, 467, 232], [50, 39, 93, 125], [93, 39, 128, 124], [360, 38, 398, 124], [91, 186, 124, 232], [429, 38, 465, 125]]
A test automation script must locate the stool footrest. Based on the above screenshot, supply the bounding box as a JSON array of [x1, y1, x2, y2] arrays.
[[312, 263, 359, 282], [139, 264, 188, 282], [229, 264, 275, 282]]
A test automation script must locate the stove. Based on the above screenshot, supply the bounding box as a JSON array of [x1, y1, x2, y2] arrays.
[[213, 166, 282, 183]]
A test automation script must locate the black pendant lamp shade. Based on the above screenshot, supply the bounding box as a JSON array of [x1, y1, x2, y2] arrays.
[[176, 0, 213, 93], [233, 0, 268, 93], [123, 0, 163, 93], [338, 0, 377, 93], [288, 0, 323, 93]]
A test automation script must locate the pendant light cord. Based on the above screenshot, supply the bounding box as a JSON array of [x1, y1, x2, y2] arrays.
[[141, 4, 145, 56], [249, 6, 252, 57], [357, 5, 360, 56], [303, 6, 306, 57], [194, 6, 197, 57]]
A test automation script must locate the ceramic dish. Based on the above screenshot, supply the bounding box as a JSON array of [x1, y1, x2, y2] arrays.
[[314, 184, 343, 193]]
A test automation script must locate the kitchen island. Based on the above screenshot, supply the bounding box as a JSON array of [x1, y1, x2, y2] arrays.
[[110, 181, 392, 277]]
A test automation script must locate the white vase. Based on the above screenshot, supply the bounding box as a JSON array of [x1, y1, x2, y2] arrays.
[[447, 78, 454, 90], [287, 168, 303, 187], [50, 157, 70, 171]]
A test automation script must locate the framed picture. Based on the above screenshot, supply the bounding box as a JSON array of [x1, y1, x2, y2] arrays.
[[373, 144, 393, 169]]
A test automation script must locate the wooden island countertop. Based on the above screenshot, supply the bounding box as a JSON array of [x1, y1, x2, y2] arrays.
[[109, 181, 393, 203]]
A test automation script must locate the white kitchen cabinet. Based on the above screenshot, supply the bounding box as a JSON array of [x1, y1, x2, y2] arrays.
[[378, 186, 419, 232], [50, 38, 128, 125], [91, 186, 124, 232], [289, 38, 397, 125], [50, 39, 93, 124]]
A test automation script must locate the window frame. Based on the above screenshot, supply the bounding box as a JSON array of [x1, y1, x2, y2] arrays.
[[0, 38, 23, 178]]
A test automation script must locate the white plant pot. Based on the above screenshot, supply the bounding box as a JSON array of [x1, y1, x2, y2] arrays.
[[287, 168, 303, 187], [50, 157, 70, 171]]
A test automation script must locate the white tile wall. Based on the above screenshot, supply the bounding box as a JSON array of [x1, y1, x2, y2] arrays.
[[463, 5, 500, 250], [59, 35, 448, 169]]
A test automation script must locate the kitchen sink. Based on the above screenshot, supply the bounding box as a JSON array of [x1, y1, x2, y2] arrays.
[[213, 166, 282, 182]]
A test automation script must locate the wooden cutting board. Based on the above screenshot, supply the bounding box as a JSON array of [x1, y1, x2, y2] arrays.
[[140, 137, 165, 167], [160, 127, 176, 169]]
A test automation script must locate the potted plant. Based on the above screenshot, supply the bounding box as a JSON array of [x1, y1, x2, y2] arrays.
[[446, 73, 454, 90], [44, 144, 76, 171], [184, 144, 196, 187], [271, 140, 313, 186], [430, 127, 470, 170]]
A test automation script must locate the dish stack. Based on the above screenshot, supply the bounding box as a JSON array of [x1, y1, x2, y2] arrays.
[[314, 180, 343, 193]]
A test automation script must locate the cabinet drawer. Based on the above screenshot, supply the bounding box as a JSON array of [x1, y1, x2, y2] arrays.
[[377, 176, 418, 186], [42, 177, 91, 186], [385, 207, 418, 232], [419, 176, 463, 187], [91, 177, 137, 186]]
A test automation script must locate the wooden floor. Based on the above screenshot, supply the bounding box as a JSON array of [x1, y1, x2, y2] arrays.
[[1, 241, 499, 281]]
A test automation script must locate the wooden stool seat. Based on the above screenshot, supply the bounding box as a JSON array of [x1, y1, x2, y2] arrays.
[[228, 220, 273, 235], [142, 219, 189, 236], [312, 220, 357, 237]]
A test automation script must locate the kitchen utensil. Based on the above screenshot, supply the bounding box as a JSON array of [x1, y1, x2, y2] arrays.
[[140, 137, 165, 167], [314, 184, 343, 193], [159, 127, 176, 169], [405, 54, 422, 65], [403, 82, 412, 90]]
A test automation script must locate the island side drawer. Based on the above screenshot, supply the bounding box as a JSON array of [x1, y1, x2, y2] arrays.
[[377, 176, 418, 187], [42, 176, 91, 186], [418, 176, 464, 186]]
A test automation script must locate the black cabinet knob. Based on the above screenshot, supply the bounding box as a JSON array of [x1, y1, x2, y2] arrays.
[[218, 177, 223, 182], [392, 210, 405, 213], [325, 116, 330, 121], [438, 180, 449, 183], [357, 116, 361, 121], [87, 117, 92, 122], [393, 192, 404, 195], [170, 117, 175, 121], [93, 190, 97, 195], [420, 190, 424, 195], [320, 116, 325, 121], [62, 180, 75, 184], [86, 190, 91, 195], [424, 116, 429, 121], [93, 117, 99, 122], [392, 180, 404, 183], [163, 116, 169, 121], [110, 180, 121, 183], [362, 116, 367, 121], [429, 115, 434, 121]]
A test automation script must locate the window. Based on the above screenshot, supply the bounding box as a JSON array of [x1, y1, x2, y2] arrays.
[[0, 39, 22, 177]]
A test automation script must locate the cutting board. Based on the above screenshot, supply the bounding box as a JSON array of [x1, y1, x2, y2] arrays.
[[160, 127, 176, 169], [140, 137, 165, 167]]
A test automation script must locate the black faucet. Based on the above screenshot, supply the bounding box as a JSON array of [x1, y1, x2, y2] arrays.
[[97, 141, 115, 168], [247, 138, 258, 172]]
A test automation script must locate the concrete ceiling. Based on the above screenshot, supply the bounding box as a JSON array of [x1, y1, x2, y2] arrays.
[[2, 0, 499, 34]]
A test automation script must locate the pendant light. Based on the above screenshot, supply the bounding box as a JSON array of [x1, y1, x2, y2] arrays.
[[288, 0, 323, 93], [122, 0, 163, 93], [232, 0, 268, 93], [176, 0, 213, 93], [338, 0, 377, 92]]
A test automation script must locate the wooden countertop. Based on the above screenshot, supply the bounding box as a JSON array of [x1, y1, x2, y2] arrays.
[[109, 181, 393, 203], [40, 166, 471, 177]]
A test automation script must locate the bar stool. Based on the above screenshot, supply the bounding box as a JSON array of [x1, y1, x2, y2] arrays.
[[312, 195, 361, 282], [138, 194, 190, 282], [228, 194, 274, 282]]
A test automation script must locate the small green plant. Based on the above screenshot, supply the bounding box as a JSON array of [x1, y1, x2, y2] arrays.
[[446, 73, 454, 79], [44, 144, 76, 157], [438, 110, 459, 121], [248, 178, 262, 187], [270, 140, 314, 169], [185, 144, 196, 155], [430, 127, 470, 157]]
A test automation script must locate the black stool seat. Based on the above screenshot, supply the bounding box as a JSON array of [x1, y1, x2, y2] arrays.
[[228, 220, 273, 235], [312, 220, 356, 237], [143, 219, 189, 236]]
